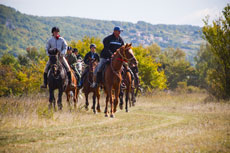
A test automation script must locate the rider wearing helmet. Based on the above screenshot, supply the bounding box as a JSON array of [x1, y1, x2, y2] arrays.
[[65, 46, 81, 87], [40, 27, 75, 88], [72, 48, 82, 61], [79, 44, 100, 88], [91, 26, 124, 88]]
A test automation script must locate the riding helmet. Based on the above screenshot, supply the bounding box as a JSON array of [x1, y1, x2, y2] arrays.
[[51, 27, 60, 33], [90, 44, 96, 49]]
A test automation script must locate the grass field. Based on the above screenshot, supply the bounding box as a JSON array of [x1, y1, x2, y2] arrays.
[[0, 92, 230, 153]]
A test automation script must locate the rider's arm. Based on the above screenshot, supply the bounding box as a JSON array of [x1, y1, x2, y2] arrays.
[[83, 53, 89, 65], [103, 37, 113, 57], [96, 53, 100, 62], [61, 39, 68, 56], [46, 39, 51, 56]]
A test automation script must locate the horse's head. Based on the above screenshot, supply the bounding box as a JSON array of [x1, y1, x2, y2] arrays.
[[49, 49, 60, 65], [89, 58, 98, 72], [49, 50, 61, 78], [118, 43, 137, 66]]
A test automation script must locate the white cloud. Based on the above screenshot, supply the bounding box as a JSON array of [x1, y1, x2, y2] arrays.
[[180, 7, 222, 26]]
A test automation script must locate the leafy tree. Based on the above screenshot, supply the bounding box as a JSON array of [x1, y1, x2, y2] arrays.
[[202, 4, 230, 100], [159, 48, 196, 89], [133, 45, 167, 90]]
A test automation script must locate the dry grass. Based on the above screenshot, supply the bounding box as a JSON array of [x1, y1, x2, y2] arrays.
[[0, 92, 230, 153]]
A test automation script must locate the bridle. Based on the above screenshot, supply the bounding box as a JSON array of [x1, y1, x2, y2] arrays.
[[110, 46, 136, 77], [117, 47, 136, 63]]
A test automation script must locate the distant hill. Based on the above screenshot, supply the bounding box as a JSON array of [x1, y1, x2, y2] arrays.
[[0, 4, 204, 63]]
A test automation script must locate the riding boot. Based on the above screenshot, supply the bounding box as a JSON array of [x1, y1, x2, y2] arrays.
[[67, 72, 76, 88], [91, 75, 98, 88], [76, 73, 81, 88], [40, 72, 47, 88]]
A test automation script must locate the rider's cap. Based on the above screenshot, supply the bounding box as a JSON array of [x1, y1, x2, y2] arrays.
[[67, 46, 72, 50], [114, 26, 123, 32], [90, 44, 96, 49], [73, 48, 78, 53]]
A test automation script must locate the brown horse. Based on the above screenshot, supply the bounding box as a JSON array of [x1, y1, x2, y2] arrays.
[[119, 65, 135, 112], [82, 59, 101, 114], [65, 69, 79, 109], [103, 43, 137, 118]]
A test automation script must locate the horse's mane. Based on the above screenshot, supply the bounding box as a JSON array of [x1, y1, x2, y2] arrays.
[[113, 43, 132, 57]]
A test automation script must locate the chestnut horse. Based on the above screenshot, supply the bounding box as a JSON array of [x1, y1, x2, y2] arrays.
[[83, 59, 101, 114], [103, 43, 137, 118], [65, 69, 79, 109]]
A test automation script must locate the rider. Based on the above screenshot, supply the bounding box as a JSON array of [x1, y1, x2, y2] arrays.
[[41, 27, 75, 88], [130, 63, 141, 90], [79, 44, 100, 88], [65, 46, 81, 87], [91, 26, 124, 88], [73, 48, 82, 61], [72, 48, 83, 74]]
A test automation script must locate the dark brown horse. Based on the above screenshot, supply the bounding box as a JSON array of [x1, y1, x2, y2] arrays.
[[65, 69, 79, 109], [119, 65, 135, 112], [82, 58, 101, 114], [47, 51, 68, 110], [103, 43, 137, 118]]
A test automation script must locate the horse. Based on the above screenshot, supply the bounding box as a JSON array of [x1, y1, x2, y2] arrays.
[[82, 58, 101, 114], [119, 65, 135, 112], [65, 68, 79, 110], [103, 43, 137, 118], [47, 51, 68, 110]]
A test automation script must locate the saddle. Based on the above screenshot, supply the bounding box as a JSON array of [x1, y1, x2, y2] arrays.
[[97, 60, 111, 85]]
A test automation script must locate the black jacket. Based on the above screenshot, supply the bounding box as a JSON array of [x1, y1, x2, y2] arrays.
[[83, 51, 100, 65], [100, 33, 124, 59]]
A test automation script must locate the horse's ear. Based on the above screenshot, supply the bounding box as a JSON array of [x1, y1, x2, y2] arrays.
[[125, 43, 128, 48], [129, 43, 132, 47]]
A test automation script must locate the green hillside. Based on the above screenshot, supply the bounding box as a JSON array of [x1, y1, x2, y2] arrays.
[[0, 4, 204, 61]]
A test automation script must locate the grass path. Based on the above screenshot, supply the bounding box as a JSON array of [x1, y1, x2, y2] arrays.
[[0, 93, 230, 152]]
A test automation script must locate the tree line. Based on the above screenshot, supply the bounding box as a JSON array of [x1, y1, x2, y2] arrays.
[[0, 3, 229, 100]]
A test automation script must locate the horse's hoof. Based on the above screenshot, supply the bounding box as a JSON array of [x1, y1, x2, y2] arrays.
[[126, 110, 129, 113], [105, 114, 108, 117], [110, 114, 115, 118], [119, 105, 123, 110], [97, 109, 101, 113], [93, 111, 97, 114]]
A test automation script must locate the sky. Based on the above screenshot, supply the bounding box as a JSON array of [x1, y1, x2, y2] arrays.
[[0, 0, 228, 26]]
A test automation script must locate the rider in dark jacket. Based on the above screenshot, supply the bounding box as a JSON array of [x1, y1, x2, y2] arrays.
[[79, 44, 100, 88], [91, 26, 124, 88]]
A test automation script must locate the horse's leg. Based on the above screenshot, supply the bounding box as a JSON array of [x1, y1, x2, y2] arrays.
[[49, 89, 55, 110], [85, 92, 89, 111], [92, 93, 96, 114], [96, 88, 101, 112], [114, 86, 120, 113], [66, 91, 71, 110], [73, 89, 77, 109], [119, 89, 124, 110], [109, 89, 114, 118], [125, 89, 130, 112], [104, 94, 109, 117], [135, 86, 138, 97], [57, 88, 63, 110]]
